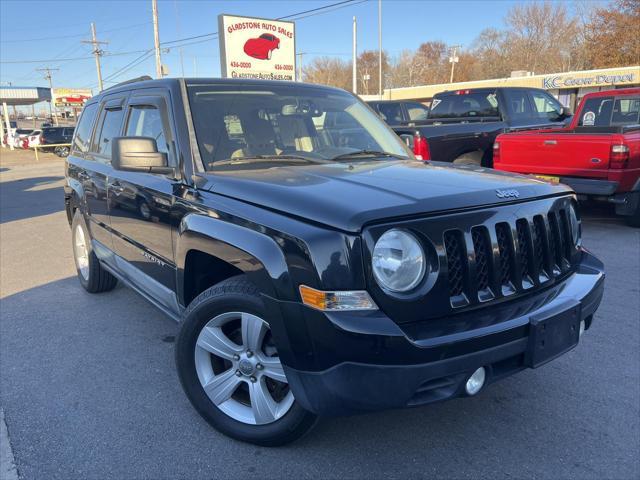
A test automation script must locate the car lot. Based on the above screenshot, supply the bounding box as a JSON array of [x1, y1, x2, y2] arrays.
[[0, 149, 638, 479]]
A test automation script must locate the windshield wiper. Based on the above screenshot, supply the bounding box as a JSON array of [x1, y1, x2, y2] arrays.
[[213, 154, 331, 167], [329, 150, 408, 162]]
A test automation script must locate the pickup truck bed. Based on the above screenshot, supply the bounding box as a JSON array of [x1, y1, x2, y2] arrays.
[[494, 88, 640, 226], [379, 87, 571, 166]]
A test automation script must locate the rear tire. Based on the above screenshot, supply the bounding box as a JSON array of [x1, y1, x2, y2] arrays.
[[626, 201, 640, 228], [176, 275, 317, 446], [71, 210, 118, 293]]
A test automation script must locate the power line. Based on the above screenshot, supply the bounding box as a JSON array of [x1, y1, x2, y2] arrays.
[[0, 22, 151, 44], [3, 1, 367, 65], [102, 50, 154, 83], [159, 0, 368, 49], [0, 49, 152, 65]]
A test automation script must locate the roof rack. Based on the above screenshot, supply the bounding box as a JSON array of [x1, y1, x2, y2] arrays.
[[104, 75, 153, 92]]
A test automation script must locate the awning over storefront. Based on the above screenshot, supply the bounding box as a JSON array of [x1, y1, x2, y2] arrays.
[[0, 86, 51, 106]]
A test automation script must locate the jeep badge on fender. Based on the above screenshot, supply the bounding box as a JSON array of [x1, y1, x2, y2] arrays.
[[64, 76, 605, 446]]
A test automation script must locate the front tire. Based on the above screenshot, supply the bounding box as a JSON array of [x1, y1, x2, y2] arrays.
[[176, 276, 317, 446], [71, 210, 118, 293]]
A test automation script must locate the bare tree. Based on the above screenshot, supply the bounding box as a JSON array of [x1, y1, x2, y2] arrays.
[[584, 0, 640, 68], [357, 50, 389, 94], [303, 57, 352, 90], [504, 1, 578, 74]]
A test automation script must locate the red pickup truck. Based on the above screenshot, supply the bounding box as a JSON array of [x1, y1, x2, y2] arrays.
[[493, 88, 640, 226]]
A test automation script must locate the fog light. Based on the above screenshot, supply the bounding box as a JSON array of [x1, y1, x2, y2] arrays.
[[579, 320, 585, 337], [465, 367, 486, 396]]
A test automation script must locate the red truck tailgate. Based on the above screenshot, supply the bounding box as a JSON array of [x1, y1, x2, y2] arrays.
[[497, 131, 614, 179]]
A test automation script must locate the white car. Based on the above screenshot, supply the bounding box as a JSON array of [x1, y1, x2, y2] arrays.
[[11, 129, 35, 148], [27, 130, 42, 147]]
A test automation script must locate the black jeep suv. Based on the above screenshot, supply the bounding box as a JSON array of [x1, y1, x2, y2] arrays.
[[64, 77, 604, 446]]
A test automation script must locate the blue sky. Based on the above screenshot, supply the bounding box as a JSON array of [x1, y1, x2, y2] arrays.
[[1, 0, 592, 91]]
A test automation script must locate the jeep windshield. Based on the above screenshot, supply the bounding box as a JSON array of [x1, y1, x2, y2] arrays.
[[186, 82, 411, 170]]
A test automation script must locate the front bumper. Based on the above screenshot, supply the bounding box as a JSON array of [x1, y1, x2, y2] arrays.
[[266, 250, 605, 416]]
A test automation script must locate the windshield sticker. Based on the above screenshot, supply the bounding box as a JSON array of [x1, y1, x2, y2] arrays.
[[430, 98, 441, 109], [583, 111, 596, 126], [487, 94, 498, 107]]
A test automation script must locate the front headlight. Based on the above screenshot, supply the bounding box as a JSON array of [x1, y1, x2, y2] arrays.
[[569, 203, 580, 246], [372, 229, 426, 292]]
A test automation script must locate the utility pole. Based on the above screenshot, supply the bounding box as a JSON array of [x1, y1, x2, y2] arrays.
[[174, 0, 185, 77], [36, 67, 59, 125], [378, 0, 382, 98], [352, 16, 357, 94], [449, 45, 461, 83], [296, 52, 304, 82], [152, 0, 163, 78], [82, 23, 108, 91]]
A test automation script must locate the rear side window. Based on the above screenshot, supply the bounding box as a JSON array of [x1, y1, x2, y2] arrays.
[[611, 97, 640, 125], [376, 103, 404, 124], [503, 90, 533, 119], [93, 107, 124, 157], [72, 103, 98, 153], [429, 92, 499, 118], [405, 102, 430, 121], [126, 105, 169, 155]]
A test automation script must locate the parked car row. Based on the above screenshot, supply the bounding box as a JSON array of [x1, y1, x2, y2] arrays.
[[372, 87, 640, 226], [2, 126, 74, 157]]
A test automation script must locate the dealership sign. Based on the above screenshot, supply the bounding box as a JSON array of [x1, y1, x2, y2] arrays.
[[51, 88, 92, 107], [218, 14, 296, 81], [542, 73, 635, 89]]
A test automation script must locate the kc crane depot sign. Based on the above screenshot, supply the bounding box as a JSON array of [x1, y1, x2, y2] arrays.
[[218, 14, 296, 81], [542, 73, 635, 89]]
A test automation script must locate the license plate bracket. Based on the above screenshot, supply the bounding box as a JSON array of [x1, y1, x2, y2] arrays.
[[525, 302, 581, 368]]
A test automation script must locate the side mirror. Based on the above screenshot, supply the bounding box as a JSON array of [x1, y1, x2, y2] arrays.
[[399, 133, 414, 150], [111, 137, 174, 175]]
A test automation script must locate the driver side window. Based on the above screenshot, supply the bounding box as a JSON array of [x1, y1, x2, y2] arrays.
[[126, 105, 169, 155]]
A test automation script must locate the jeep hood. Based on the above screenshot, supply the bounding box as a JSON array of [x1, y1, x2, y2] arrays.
[[198, 160, 572, 232]]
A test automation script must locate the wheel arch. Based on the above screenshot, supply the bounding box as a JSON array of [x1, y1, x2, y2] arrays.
[[176, 214, 295, 308], [64, 177, 85, 226]]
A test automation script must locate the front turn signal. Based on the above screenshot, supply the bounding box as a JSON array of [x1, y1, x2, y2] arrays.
[[299, 285, 378, 311]]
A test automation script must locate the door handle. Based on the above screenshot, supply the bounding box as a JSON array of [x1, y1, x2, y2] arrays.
[[544, 140, 557, 145]]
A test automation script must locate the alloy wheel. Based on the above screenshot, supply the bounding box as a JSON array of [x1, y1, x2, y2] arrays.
[[74, 225, 90, 280], [194, 312, 294, 425]]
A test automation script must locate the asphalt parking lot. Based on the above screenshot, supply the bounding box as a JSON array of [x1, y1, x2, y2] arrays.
[[0, 149, 638, 480]]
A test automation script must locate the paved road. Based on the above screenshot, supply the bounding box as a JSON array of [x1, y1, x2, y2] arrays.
[[1, 158, 639, 480]]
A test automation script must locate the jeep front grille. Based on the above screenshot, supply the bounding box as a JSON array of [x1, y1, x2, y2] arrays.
[[444, 230, 466, 298], [443, 207, 576, 308]]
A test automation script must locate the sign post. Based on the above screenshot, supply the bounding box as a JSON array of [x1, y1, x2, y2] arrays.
[[218, 14, 296, 81]]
